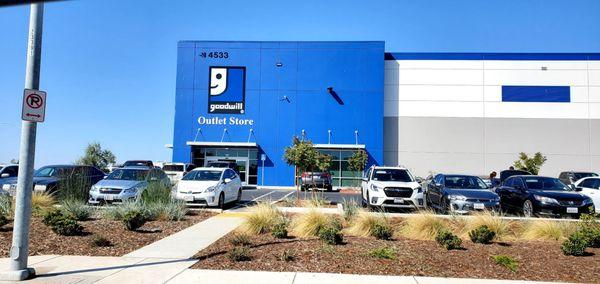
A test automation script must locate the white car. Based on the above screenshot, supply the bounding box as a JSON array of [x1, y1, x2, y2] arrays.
[[361, 166, 424, 209], [173, 167, 242, 208], [162, 162, 195, 185], [573, 177, 600, 213]]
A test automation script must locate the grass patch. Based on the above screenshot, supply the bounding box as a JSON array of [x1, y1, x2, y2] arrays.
[[229, 233, 252, 246], [346, 210, 393, 240], [342, 199, 359, 222], [399, 210, 448, 240], [369, 246, 397, 260], [492, 255, 518, 272], [291, 209, 330, 237], [228, 246, 251, 262], [521, 220, 575, 241], [465, 211, 515, 241], [60, 199, 92, 221], [31, 192, 56, 217], [278, 249, 297, 262], [239, 202, 283, 235], [90, 236, 112, 247], [0, 195, 12, 218]]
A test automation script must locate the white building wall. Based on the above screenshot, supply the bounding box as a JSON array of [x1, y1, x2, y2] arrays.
[[383, 57, 600, 177]]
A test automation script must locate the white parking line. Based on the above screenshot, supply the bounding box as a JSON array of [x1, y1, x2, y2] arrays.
[[227, 190, 277, 211], [271, 191, 296, 205]]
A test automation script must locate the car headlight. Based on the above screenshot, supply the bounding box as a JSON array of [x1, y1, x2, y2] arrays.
[[583, 198, 594, 204], [370, 184, 381, 192], [205, 186, 216, 193], [34, 184, 47, 191], [493, 196, 501, 202], [124, 185, 143, 194], [534, 195, 559, 205], [90, 185, 99, 192], [448, 195, 467, 201], [2, 184, 11, 190]]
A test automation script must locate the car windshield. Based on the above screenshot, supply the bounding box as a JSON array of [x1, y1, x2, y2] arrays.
[[372, 169, 413, 182], [123, 161, 151, 167], [207, 162, 230, 168], [573, 172, 598, 180], [183, 170, 222, 181], [106, 169, 149, 181], [444, 175, 488, 189], [524, 177, 569, 191], [34, 166, 71, 177], [163, 165, 184, 172]]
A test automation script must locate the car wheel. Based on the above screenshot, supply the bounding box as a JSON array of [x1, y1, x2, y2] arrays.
[[441, 198, 449, 215], [218, 193, 225, 209], [361, 189, 367, 208], [236, 188, 242, 203], [300, 186, 306, 192], [326, 185, 332, 192], [522, 200, 534, 218]]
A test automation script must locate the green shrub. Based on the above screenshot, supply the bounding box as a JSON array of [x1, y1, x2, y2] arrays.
[[140, 183, 172, 205], [0, 195, 12, 218], [61, 199, 92, 221], [491, 255, 518, 272], [229, 233, 251, 246], [342, 199, 359, 222], [318, 225, 344, 245], [578, 214, 600, 248], [57, 172, 93, 202], [372, 222, 393, 240], [369, 246, 397, 260], [318, 244, 336, 254], [469, 225, 496, 244], [51, 217, 83, 236], [562, 232, 588, 256], [91, 236, 112, 247], [278, 249, 296, 262], [271, 218, 289, 239], [228, 246, 251, 262], [435, 230, 462, 250], [42, 208, 64, 226], [0, 214, 7, 228], [147, 201, 188, 221], [122, 210, 147, 231]]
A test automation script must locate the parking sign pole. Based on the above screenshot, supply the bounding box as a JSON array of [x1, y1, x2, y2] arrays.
[[1, 3, 44, 281]]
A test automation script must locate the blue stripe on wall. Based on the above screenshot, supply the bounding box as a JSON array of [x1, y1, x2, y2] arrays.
[[384, 53, 600, 61], [502, 86, 570, 103]]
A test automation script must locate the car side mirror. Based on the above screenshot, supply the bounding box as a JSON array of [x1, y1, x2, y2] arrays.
[[574, 186, 583, 192], [224, 178, 232, 183], [415, 177, 423, 184], [0, 173, 9, 178]]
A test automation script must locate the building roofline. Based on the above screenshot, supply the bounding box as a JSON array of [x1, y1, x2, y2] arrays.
[[385, 52, 600, 61]]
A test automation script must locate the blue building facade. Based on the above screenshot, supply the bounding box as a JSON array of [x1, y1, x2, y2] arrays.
[[172, 41, 385, 187]]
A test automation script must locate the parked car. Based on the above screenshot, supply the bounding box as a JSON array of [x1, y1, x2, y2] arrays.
[[1, 165, 104, 196], [122, 160, 154, 168], [0, 164, 19, 195], [425, 174, 500, 214], [495, 175, 594, 218], [301, 171, 333, 191], [558, 171, 599, 185], [499, 169, 531, 184], [572, 177, 600, 214], [172, 167, 242, 208], [162, 162, 195, 185], [88, 166, 170, 204], [206, 160, 238, 172], [361, 166, 424, 209]]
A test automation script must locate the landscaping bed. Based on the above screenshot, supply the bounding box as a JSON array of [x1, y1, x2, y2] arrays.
[[192, 231, 599, 283], [0, 211, 215, 257]]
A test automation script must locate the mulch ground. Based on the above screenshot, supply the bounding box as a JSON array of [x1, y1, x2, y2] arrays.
[[192, 232, 600, 283], [0, 211, 215, 257]]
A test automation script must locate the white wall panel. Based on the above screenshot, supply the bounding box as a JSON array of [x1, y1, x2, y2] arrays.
[[398, 69, 483, 85], [588, 61, 600, 70], [397, 101, 483, 118], [589, 70, 600, 86], [484, 69, 588, 86], [484, 60, 588, 70], [485, 102, 589, 119], [396, 60, 483, 70], [394, 85, 483, 102], [590, 87, 600, 103]]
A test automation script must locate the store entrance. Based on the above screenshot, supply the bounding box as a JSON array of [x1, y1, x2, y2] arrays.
[[204, 157, 249, 185], [191, 147, 258, 186]]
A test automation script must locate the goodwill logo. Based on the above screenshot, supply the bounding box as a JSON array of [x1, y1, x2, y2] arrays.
[[208, 66, 246, 114]]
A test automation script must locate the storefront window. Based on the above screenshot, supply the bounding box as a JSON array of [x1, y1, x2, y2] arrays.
[[317, 148, 363, 188]]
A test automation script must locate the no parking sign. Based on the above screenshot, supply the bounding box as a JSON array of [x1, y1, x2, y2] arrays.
[[21, 89, 46, 122]]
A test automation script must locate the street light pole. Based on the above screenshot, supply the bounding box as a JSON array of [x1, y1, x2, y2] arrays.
[[0, 3, 44, 281]]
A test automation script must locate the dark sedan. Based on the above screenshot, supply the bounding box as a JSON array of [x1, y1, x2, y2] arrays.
[[495, 175, 594, 218], [1, 165, 105, 195], [426, 174, 500, 214]]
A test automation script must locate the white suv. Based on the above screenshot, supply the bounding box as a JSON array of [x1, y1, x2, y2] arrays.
[[361, 166, 424, 209]]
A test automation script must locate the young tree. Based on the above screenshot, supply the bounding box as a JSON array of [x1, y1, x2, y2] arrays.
[[76, 142, 116, 173], [513, 152, 547, 175], [283, 137, 319, 202], [348, 150, 368, 187]]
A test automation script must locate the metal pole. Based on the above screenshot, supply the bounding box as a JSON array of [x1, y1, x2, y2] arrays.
[[1, 3, 43, 281]]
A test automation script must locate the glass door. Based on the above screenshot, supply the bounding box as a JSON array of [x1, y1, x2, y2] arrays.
[[204, 156, 249, 185]]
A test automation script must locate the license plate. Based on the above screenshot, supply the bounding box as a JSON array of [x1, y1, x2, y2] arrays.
[[184, 195, 194, 202], [474, 203, 485, 210], [567, 207, 578, 214], [104, 194, 114, 201], [393, 198, 404, 204]]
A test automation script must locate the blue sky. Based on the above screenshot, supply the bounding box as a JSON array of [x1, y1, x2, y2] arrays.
[[1, 0, 599, 166]]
